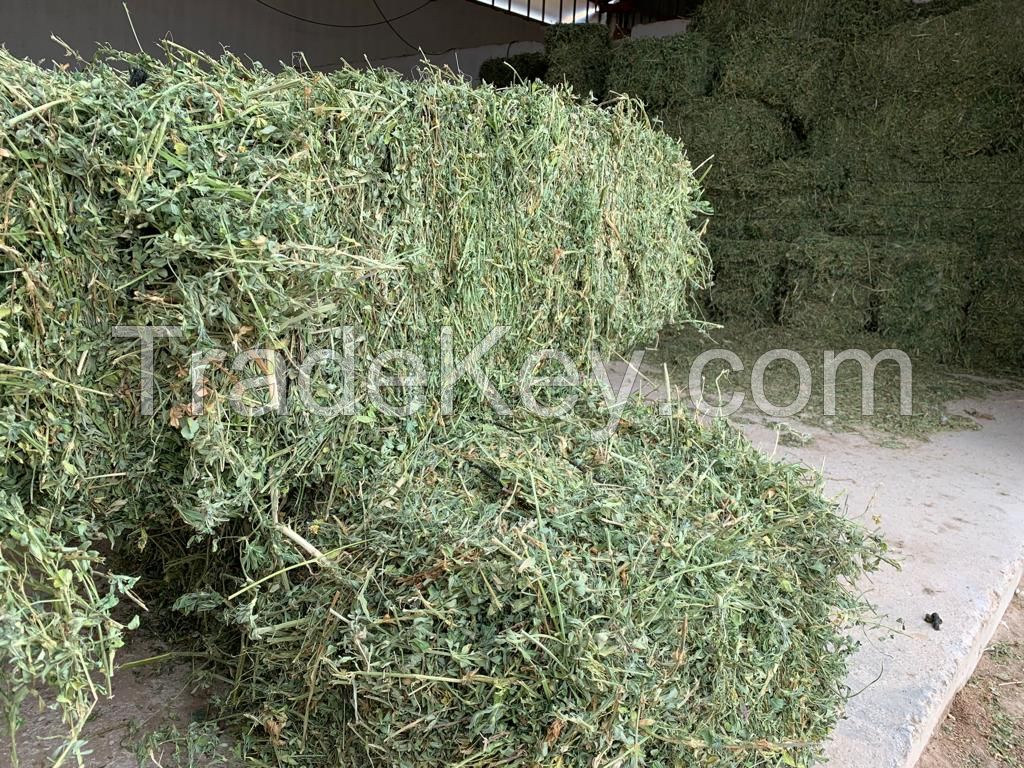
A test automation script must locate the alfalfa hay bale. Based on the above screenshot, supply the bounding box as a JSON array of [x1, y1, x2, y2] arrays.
[[718, 29, 841, 129], [704, 190, 821, 242], [832, 0, 1024, 159], [781, 234, 882, 339], [695, 0, 911, 43], [962, 251, 1024, 372], [606, 32, 715, 111], [702, 158, 835, 242], [875, 241, 972, 363], [543, 23, 611, 101], [706, 237, 790, 325], [0, 42, 711, 764], [659, 96, 798, 181], [821, 147, 1024, 242]]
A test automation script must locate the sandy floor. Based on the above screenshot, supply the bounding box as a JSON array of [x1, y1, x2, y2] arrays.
[[9, 386, 1024, 768]]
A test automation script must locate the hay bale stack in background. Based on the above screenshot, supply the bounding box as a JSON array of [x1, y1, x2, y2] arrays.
[[823, 152, 1014, 240], [590, 0, 1022, 371], [695, 0, 912, 43], [781, 234, 882, 340], [817, 134, 1024, 244], [704, 157, 836, 242], [718, 29, 840, 130], [830, 0, 1024, 160], [659, 96, 798, 180], [705, 238, 790, 325], [875, 242, 973, 364], [478, 51, 548, 87], [606, 32, 715, 110], [543, 23, 611, 100]]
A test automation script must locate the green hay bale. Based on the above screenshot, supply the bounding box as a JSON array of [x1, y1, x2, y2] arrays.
[[695, 0, 912, 43], [706, 191, 821, 242], [718, 29, 841, 128], [706, 238, 790, 324], [0, 490, 135, 760], [832, 0, 1024, 158], [832, 178, 1019, 241], [544, 24, 611, 101], [606, 33, 715, 111], [820, 148, 1024, 241], [962, 251, 1024, 372], [702, 158, 838, 242], [219, 397, 885, 766], [478, 51, 548, 87], [781, 234, 882, 339], [875, 242, 972, 363], [0, 45, 711, 763], [659, 96, 798, 181]]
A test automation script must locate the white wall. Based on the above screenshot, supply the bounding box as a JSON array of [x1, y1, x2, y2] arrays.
[[0, 0, 545, 69], [630, 18, 690, 38]]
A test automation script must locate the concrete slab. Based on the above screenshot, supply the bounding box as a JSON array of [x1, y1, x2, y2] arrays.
[[605, 361, 1024, 768]]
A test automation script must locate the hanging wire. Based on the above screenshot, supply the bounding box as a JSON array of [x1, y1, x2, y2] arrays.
[[253, 0, 436, 29]]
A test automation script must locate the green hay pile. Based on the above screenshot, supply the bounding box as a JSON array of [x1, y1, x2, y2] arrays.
[[0, 491, 135, 768], [217, 400, 885, 767], [706, 192, 819, 242], [543, 24, 610, 101], [1, 44, 886, 768], [478, 51, 548, 88], [606, 33, 714, 111]]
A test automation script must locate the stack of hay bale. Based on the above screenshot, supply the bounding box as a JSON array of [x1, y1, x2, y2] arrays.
[[1, 46, 885, 768], [595, 0, 1024, 370]]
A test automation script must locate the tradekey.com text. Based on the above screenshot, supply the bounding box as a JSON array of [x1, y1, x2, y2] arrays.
[[114, 325, 913, 439]]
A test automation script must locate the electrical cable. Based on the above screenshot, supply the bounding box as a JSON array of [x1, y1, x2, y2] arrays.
[[253, 0, 436, 29], [368, 0, 425, 52]]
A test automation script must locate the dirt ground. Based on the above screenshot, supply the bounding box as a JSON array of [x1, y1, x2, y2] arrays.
[[11, 637, 213, 768], [918, 586, 1024, 768]]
